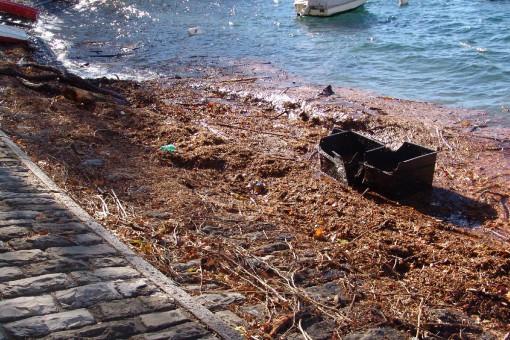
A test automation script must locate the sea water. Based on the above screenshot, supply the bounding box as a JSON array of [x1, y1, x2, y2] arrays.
[[33, 0, 510, 125]]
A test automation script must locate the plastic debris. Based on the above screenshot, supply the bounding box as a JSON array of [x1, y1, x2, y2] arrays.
[[319, 129, 437, 198], [160, 144, 176, 152], [188, 27, 205, 36], [251, 181, 267, 195]]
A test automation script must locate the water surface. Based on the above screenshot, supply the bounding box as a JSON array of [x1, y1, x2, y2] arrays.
[[34, 0, 510, 125]]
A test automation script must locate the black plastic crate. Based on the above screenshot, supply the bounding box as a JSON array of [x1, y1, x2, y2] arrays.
[[363, 142, 437, 198], [319, 130, 384, 185]]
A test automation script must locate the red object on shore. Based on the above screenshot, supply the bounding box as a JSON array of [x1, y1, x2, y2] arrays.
[[0, 0, 39, 20]]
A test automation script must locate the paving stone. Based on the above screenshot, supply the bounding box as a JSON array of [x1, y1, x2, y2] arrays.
[[90, 297, 159, 321], [139, 293, 176, 311], [0, 267, 23, 283], [0, 249, 50, 267], [0, 197, 57, 206], [3, 309, 96, 338], [46, 244, 117, 259], [88, 256, 128, 268], [71, 233, 103, 245], [131, 322, 216, 340], [22, 257, 89, 276], [0, 226, 31, 241], [0, 192, 53, 201], [32, 222, 89, 234], [196, 292, 246, 312], [0, 295, 57, 322], [0, 210, 51, 220], [115, 278, 157, 298], [70, 266, 141, 285], [41, 319, 140, 340], [56, 282, 122, 309], [0, 273, 75, 298], [0, 185, 47, 194], [7, 204, 66, 212], [8, 234, 75, 250], [0, 240, 8, 253], [137, 309, 190, 331], [0, 219, 35, 227]]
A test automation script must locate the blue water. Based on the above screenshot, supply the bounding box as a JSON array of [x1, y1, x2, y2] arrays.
[[34, 0, 510, 125]]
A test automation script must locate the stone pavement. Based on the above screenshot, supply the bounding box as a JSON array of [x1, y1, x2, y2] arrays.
[[0, 131, 242, 339]]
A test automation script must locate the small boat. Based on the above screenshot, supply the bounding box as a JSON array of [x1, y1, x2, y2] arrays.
[[294, 0, 367, 17], [0, 0, 39, 20], [0, 24, 29, 43]]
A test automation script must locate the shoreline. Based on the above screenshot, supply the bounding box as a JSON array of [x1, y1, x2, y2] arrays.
[[1, 43, 509, 338]]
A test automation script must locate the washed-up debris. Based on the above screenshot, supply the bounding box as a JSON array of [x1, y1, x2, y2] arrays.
[[319, 129, 437, 198], [160, 144, 176, 152], [187, 27, 205, 36], [363, 142, 437, 198], [318, 84, 334, 97], [319, 129, 383, 186]]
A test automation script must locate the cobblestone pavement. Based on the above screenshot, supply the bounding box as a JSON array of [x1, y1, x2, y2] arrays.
[[0, 131, 242, 339]]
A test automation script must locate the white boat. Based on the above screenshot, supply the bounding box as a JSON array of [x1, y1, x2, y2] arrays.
[[294, 0, 367, 17], [0, 24, 29, 43]]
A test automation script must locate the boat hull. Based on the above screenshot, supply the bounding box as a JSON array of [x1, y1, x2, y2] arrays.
[[294, 0, 366, 17], [0, 24, 29, 44], [0, 0, 39, 20]]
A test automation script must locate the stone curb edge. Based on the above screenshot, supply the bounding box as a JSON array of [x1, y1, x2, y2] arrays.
[[0, 129, 243, 340]]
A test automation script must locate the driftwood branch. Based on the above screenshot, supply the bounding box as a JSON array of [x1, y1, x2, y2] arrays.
[[0, 63, 126, 102]]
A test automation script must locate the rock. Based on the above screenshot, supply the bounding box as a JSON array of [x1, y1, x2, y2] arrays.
[[196, 293, 246, 312], [286, 317, 335, 340], [304, 282, 345, 304], [254, 242, 290, 255], [343, 327, 407, 340], [215, 310, 247, 328], [239, 304, 265, 322], [172, 259, 201, 272], [424, 308, 482, 336], [80, 159, 104, 167], [146, 210, 171, 220]]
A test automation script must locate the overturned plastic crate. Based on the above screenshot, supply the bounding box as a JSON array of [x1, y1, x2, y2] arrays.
[[363, 142, 437, 198], [319, 130, 384, 185]]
